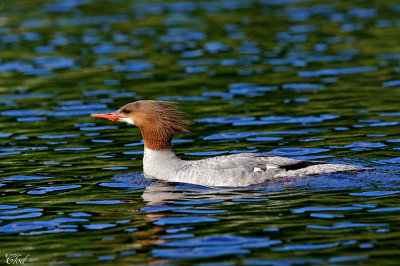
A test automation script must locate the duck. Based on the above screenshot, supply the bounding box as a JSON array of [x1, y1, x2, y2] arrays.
[[91, 100, 368, 187]]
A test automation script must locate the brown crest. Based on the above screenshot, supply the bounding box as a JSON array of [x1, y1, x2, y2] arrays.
[[121, 100, 191, 150]]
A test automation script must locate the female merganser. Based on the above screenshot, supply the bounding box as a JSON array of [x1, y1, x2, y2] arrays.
[[91, 100, 366, 187]]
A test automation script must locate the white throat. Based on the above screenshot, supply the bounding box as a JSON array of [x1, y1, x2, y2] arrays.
[[143, 147, 178, 162], [119, 117, 134, 125], [143, 147, 183, 182]]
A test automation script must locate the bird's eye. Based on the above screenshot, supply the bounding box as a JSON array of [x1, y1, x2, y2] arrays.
[[123, 109, 131, 114]]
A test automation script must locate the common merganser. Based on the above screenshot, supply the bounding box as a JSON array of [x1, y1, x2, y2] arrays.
[[91, 100, 367, 187]]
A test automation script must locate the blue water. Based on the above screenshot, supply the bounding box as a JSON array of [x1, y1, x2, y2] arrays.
[[1, 0, 400, 264]]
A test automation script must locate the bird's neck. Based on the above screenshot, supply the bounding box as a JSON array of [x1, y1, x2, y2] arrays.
[[140, 126, 174, 151]]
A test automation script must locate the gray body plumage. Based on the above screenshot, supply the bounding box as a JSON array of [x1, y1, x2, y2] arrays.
[[143, 148, 365, 187]]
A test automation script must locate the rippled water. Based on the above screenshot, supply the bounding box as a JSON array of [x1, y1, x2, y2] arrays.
[[1, 0, 400, 264]]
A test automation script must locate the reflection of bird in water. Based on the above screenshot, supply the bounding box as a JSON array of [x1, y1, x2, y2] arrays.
[[92, 100, 370, 187], [112, 172, 279, 261], [114, 172, 278, 205]]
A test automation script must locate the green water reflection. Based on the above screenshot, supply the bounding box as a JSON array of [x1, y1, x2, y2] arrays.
[[1, 0, 400, 265]]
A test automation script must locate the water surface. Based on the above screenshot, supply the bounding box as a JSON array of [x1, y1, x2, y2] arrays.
[[1, 0, 400, 265]]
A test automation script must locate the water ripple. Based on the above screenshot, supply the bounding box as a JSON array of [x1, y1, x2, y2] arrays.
[[298, 66, 377, 77], [76, 200, 125, 205], [153, 235, 280, 258], [368, 207, 400, 213], [174, 200, 224, 205], [307, 222, 388, 230], [349, 190, 400, 197], [268, 148, 330, 156], [282, 83, 325, 90], [27, 185, 81, 195], [3, 175, 54, 181], [0, 205, 18, 210], [292, 206, 362, 214], [83, 224, 116, 230], [0, 212, 42, 220], [154, 216, 219, 226], [203, 132, 263, 140], [272, 241, 340, 251], [0, 218, 88, 233]]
